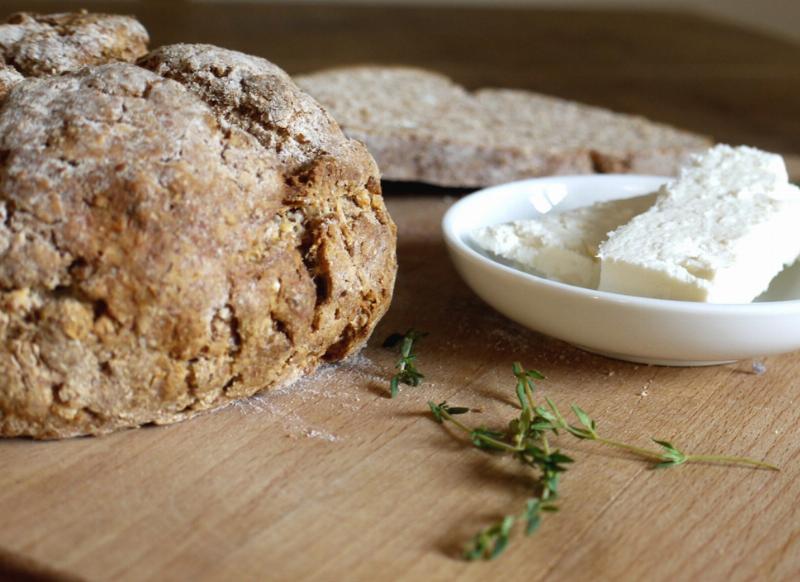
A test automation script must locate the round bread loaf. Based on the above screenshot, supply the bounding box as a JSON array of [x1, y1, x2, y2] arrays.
[[0, 11, 149, 77], [0, 45, 396, 438]]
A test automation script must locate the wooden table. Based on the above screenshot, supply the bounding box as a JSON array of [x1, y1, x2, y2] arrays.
[[2, 3, 800, 581]]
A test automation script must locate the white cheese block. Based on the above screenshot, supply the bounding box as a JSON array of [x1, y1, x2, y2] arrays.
[[597, 145, 800, 303], [472, 193, 656, 288]]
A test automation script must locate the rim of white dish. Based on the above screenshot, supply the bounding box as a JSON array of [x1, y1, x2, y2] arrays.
[[441, 174, 800, 314]]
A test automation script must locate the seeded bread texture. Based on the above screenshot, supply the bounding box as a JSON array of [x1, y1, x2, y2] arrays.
[[0, 39, 396, 439], [0, 11, 148, 77], [296, 66, 713, 187]]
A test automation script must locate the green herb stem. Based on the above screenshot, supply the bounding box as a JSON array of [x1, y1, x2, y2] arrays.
[[589, 436, 778, 471], [524, 384, 536, 411], [438, 409, 473, 435], [541, 433, 552, 456], [592, 436, 668, 462], [684, 454, 779, 471], [439, 409, 522, 453]]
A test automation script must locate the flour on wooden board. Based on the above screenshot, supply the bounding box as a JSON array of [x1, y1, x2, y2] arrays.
[[231, 351, 385, 441]]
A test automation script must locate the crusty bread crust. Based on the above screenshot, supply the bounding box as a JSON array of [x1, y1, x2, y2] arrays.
[[296, 66, 713, 187], [0, 39, 396, 438], [0, 63, 22, 98], [0, 11, 149, 77]]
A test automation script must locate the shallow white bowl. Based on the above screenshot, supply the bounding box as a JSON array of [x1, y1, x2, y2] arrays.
[[442, 175, 800, 366]]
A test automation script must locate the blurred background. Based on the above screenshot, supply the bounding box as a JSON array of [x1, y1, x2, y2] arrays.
[[200, 0, 800, 42], [15, 0, 798, 41], [14, 0, 800, 42], [7, 0, 800, 154]]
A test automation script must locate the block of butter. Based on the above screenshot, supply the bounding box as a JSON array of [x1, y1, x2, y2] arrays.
[[473, 193, 656, 288], [597, 145, 800, 302]]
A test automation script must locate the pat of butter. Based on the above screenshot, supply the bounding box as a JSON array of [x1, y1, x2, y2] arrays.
[[597, 145, 800, 302], [473, 193, 656, 288]]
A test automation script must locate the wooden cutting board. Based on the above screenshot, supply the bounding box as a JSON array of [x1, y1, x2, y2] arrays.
[[2, 186, 800, 581], [2, 4, 800, 581]]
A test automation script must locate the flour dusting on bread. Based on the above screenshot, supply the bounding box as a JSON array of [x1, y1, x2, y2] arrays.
[[0, 16, 396, 439]]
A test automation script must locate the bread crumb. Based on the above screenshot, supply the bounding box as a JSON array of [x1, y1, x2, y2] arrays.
[[304, 429, 338, 442]]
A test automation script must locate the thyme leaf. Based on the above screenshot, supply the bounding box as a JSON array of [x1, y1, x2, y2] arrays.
[[385, 329, 427, 397]]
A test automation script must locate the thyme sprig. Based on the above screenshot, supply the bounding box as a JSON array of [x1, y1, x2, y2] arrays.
[[429, 364, 569, 561], [428, 362, 779, 561], [430, 403, 566, 560], [384, 330, 427, 398], [534, 397, 779, 470]]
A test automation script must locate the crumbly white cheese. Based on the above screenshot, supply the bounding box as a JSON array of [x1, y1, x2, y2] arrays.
[[597, 145, 800, 302], [473, 193, 656, 288]]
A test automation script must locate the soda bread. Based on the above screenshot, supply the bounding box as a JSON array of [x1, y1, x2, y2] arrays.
[[296, 66, 713, 187], [0, 19, 396, 439], [0, 11, 148, 76]]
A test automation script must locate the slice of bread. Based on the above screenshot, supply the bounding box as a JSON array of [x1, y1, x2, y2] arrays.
[[296, 66, 712, 187]]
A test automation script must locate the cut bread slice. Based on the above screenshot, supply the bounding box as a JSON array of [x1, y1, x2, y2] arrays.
[[296, 66, 712, 187]]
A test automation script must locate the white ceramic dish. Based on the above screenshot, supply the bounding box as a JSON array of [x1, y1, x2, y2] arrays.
[[442, 175, 800, 366]]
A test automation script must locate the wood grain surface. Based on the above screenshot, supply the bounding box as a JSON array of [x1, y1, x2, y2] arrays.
[[2, 3, 800, 581]]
